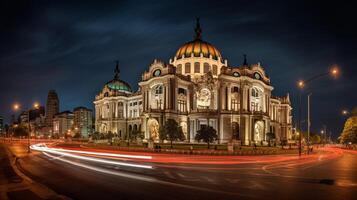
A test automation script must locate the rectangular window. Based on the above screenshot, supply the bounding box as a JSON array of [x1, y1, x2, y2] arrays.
[[194, 62, 200, 73], [185, 63, 191, 74], [178, 100, 186, 112], [231, 99, 239, 111], [177, 64, 182, 74]]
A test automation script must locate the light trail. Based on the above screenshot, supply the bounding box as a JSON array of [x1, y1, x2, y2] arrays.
[[42, 152, 244, 196], [46, 147, 152, 160], [31, 144, 152, 169]]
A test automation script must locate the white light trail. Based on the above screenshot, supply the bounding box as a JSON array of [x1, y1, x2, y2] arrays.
[[31, 144, 152, 169], [42, 152, 240, 196], [49, 147, 152, 160]]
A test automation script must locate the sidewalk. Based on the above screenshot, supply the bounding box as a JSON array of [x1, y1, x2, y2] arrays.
[[0, 143, 68, 200]]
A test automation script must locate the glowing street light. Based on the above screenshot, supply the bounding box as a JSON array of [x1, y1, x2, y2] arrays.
[[13, 103, 20, 111], [33, 102, 40, 109], [330, 65, 339, 77], [298, 80, 305, 89], [342, 110, 349, 116]]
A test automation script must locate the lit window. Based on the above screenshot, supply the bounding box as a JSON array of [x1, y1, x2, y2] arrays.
[[178, 100, 187, 112]]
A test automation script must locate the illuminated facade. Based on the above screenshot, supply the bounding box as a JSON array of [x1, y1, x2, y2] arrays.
[[94, 20, 293, 145]]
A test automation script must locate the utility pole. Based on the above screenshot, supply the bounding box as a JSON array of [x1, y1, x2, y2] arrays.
[[298, 92, 302, 156]]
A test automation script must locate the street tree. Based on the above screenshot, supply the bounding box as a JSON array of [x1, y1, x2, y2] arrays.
[[13, 124, 28, 137], [195, 125, 218, 149], [266, 132, 275, 146], [159, 119, 185, 148], [339, 106, 357, 144]]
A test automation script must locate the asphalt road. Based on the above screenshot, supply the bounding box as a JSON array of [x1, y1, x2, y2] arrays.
[[5, 143, 357, 200]]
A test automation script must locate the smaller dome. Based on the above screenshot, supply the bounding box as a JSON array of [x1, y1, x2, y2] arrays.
[[105, 61, 132, 94], [106, 79, 132, 93]]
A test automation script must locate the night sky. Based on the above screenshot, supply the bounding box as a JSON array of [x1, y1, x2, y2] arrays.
[[1, 0, 356, 138]]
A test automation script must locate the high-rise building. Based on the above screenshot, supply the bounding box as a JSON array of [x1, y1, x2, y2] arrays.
[[73, 107, 93, 138], [29, 106, 45, 121], [53, 111, 73, 138], [18, 111, 29, 123], [45, 90, 59, 128], [0, 116, 3, 134]]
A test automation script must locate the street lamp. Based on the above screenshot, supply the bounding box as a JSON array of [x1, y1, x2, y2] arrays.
[[12, 102, 40, 153], [296, 66, 340, 156], [342, 110, 349, 116], [13, 103, 20, 111]]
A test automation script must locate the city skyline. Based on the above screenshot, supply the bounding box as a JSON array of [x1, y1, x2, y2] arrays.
[[1, 1, 357, 138]]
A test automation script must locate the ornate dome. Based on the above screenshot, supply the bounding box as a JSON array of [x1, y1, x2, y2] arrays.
[[105, 62, 132, 93], [175, 18, 222, 60]]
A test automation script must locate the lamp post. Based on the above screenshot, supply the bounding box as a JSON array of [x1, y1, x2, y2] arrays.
[[307, 93, 312, 154], [296, 66, 339, 156], [12, 103, 21, 142]]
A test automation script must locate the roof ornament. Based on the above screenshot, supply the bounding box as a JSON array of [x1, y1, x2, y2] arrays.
[[194, 17, 202, 40], [243, 54, 248, 66], [114, 60, 120, 80]]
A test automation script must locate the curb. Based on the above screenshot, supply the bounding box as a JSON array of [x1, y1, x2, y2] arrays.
[[4, 145, 71, 200], [80, 144, 298, 156]]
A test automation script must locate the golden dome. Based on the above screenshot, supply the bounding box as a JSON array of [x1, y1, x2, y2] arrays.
[[175, 39, 222, 60], [175, 18, 222, 60]]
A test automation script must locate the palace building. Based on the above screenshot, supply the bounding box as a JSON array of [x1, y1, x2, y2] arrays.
[[94, 20, 293, 145]]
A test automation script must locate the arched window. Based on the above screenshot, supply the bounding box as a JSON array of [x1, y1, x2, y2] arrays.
[[129, 125, 132, 134], [154, 85, 163, 95], [251, 88, 259, 97], [185, 63, 191, 74], [251, 87, 262, 111], [212, 65, 218, 75], [194, 62, 200, 73], [177, 64, 182, 74], [204, 63, 210, 73]]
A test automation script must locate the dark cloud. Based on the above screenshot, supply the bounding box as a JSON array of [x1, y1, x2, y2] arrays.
[[1, 0, 356, 138]]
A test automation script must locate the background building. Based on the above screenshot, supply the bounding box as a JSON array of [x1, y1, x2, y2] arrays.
[[0, 116, 3, 134], [73, 107, 93, 138], [94, 20, 293, 145], [53, 111, 73, 138], [45, 90, 59, 128]]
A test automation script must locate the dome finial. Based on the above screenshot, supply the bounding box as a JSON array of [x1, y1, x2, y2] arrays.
[[194, 17, 202, 40], [243, 54, 248, 66], [114, 60, 120, 80]]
